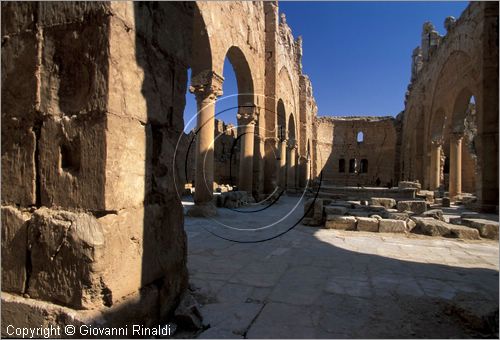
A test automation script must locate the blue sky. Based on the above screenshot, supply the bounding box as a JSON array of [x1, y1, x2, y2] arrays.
[[184, 1, 469, 130]]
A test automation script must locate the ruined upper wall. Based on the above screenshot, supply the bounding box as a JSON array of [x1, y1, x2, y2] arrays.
[[399, 1, 498, 201], [313, 116, 398, 187]]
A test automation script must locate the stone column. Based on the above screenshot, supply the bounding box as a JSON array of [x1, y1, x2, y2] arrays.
[[449, 133, 462, 199], [430, 141, 442, 190], [287, 139, 297, 190], [278, 140, 287, 188], [187, 71, 223, 217], [237, 107, 257, 193]]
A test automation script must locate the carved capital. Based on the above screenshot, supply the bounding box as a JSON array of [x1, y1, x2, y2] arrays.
[[287, 138, 298, 150], [450, 132, 463, 142], [237, 105, 258, 124], [189, 70, 224, 99]]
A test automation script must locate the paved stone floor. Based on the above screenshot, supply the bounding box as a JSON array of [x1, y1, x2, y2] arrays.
[[183, 196, 499, 338]]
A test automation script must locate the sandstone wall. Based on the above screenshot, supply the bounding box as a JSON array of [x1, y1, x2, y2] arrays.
[[314, 117, 398, 187], [2, 1, 191, 329]]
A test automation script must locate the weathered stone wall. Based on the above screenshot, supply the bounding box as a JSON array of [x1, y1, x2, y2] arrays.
[[2, 1, 192, 329], [399, 2, 498, 210], [314, 117, 398, 187]]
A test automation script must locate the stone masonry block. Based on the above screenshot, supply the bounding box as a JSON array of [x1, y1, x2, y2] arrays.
[[397, 200, 427, 214], [1, 32, 38, 123], [27, 207, 106, 309], [40, 20, 109, 116], [26, 200, 187, 309], [356, 217, 379, 232], [369, 197, 396, 209], [39, 114, 145, 211], [461, 219, 499, 240], [1, 206, 31, 293], [325, 215, 356, 230], [379, 219, 407, 233], [1, 124, 36, 206], [39, 116, 107, 210]]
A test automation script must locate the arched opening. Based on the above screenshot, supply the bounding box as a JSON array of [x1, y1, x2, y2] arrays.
[[449, 89, 478, 197], [286, 114, 297, 189], [221, 46, 255, 194], [339, 159, 345, 173], [357, 131, 364, 143]]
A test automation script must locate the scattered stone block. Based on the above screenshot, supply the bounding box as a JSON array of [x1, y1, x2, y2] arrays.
[[419, 209, 445, 221], [397, 200, 427, 214], [325, 215, 356, 230], [356, 217, 379, 232], [379, 219, 406, 233], [369, 197, 396, 209], [461, 219, 499, 240], [448, 225, 480, 240], [324, 205, 348, 216], [398, 181, 421, 191], [411, 217, 451, 237], [416, 190, 434, 203]]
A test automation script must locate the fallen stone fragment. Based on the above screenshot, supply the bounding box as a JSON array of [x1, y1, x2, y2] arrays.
[[174, 292, 204, 330]]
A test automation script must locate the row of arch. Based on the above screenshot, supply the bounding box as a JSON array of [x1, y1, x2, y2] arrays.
[[182, 3, 311, 216]]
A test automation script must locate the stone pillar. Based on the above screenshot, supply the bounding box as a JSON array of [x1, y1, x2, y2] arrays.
[[187, 71, 223, 217], [287, 139, 297, 190], [430, 141, 442, 190], [279, 140, 287, 188], [449, 133, 462, 199], [237, 107, 257, 193]]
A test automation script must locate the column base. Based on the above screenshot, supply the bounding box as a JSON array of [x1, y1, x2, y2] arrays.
[[186, 202, 217, 217]]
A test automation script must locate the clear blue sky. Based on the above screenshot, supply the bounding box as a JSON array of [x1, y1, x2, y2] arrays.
[[184, 1, 469, 130]]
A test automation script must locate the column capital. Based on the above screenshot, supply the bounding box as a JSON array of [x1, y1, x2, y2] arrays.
[[287, 138, 298, 150], [237, 104, 258, 123], [189, 70, 224, 98], [450, 132, 464, 142], [431, 139, 443, 147], [265, 137, 280, 148]]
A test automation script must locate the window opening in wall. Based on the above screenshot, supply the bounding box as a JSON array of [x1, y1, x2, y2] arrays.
[[339, 159, 345, 173], [360, 159, 368, 173], [357, 131, 364, 143]]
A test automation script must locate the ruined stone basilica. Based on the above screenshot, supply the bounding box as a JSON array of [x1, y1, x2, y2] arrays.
[[1, 1, 498, 337]]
